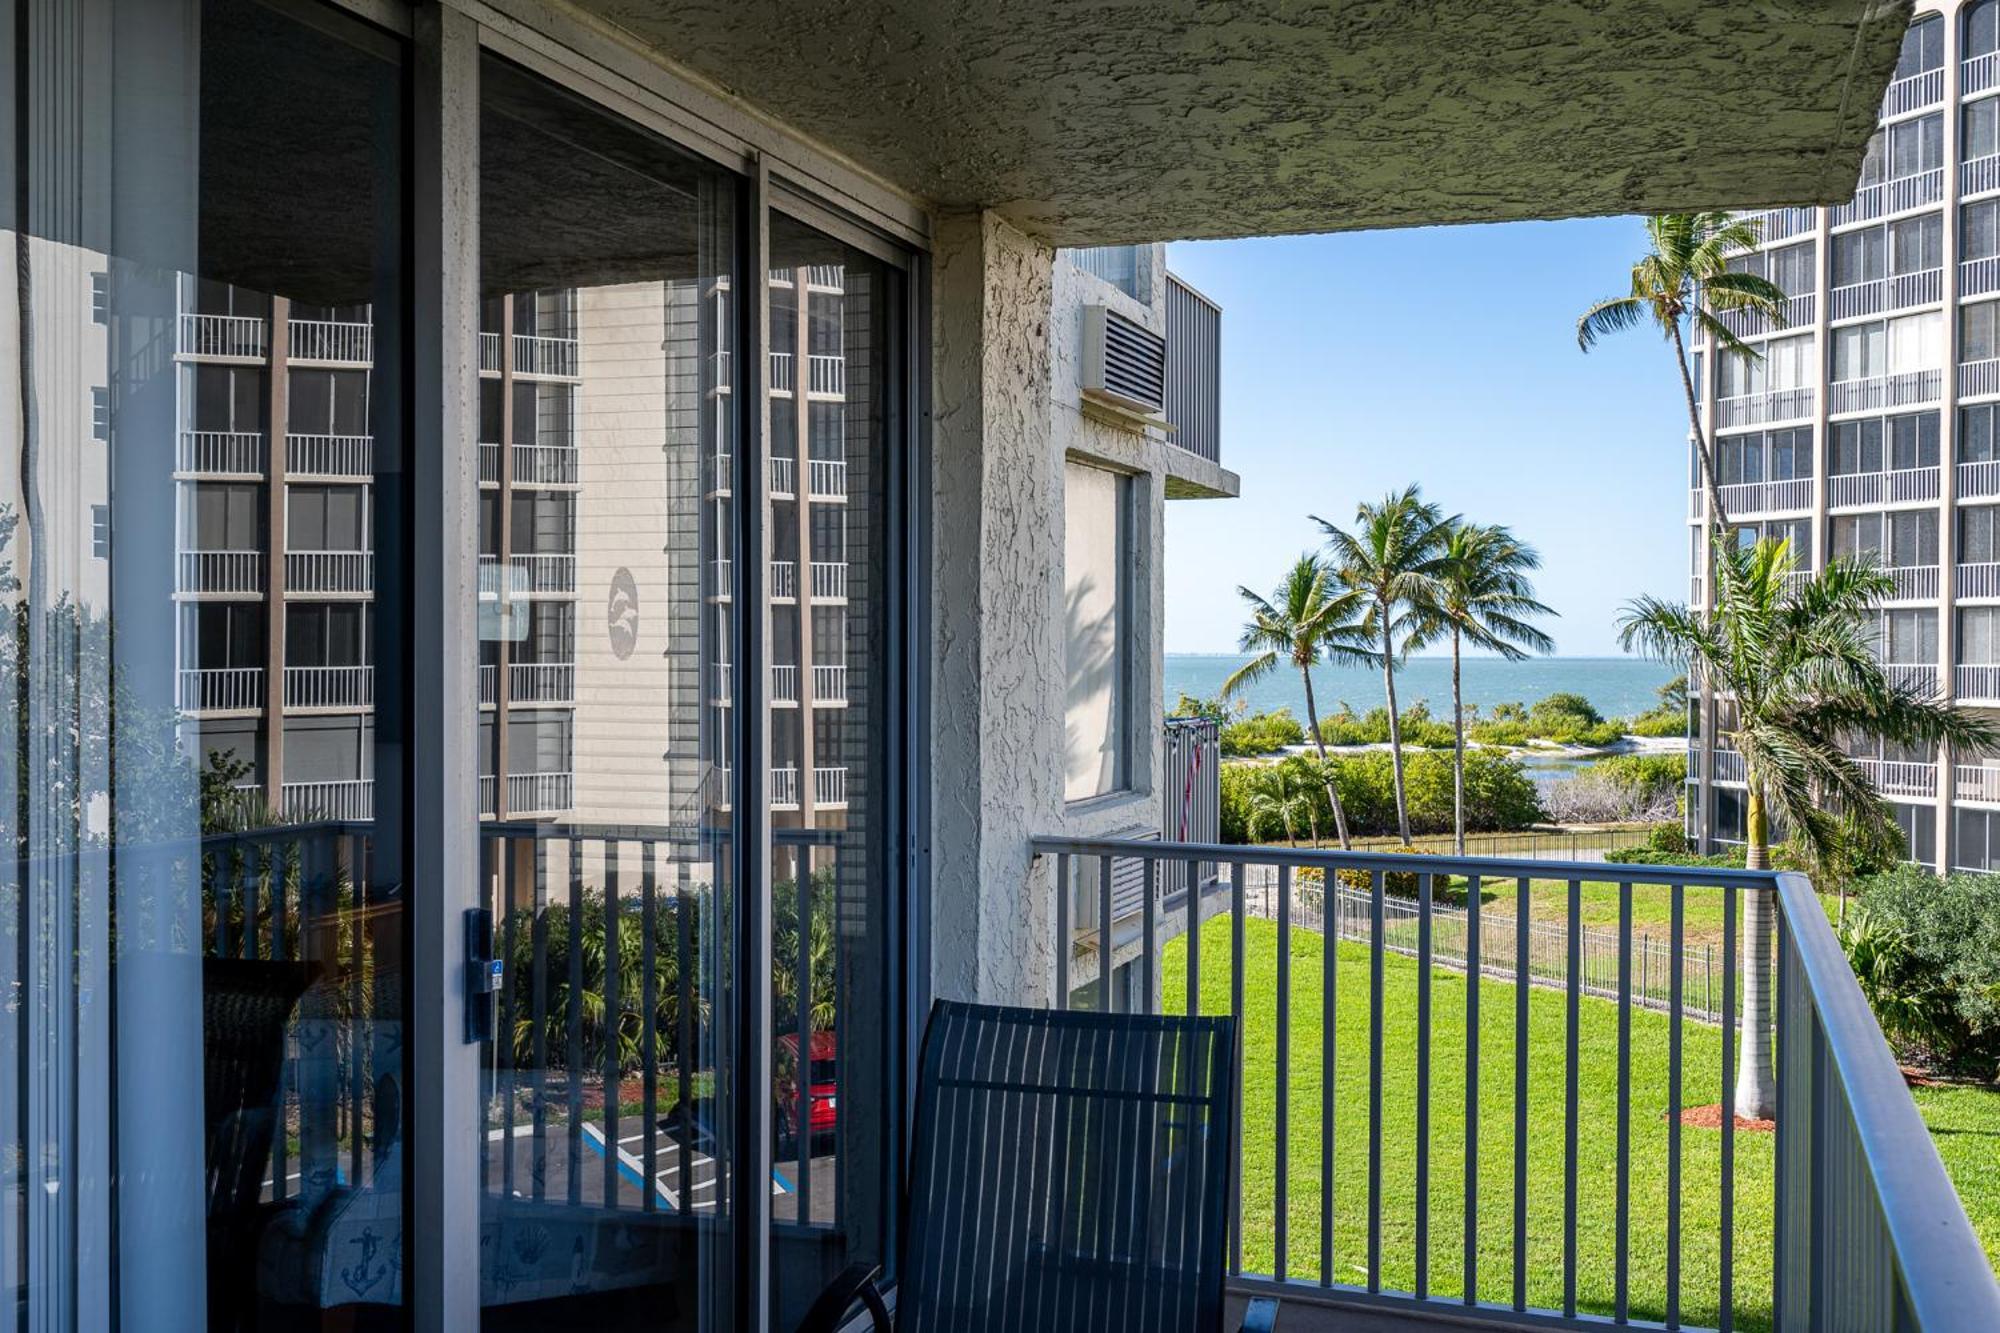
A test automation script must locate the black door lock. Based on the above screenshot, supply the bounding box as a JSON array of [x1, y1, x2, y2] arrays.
[[465, 907, 502, 1044]]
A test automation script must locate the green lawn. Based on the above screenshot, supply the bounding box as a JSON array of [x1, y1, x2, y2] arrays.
[[1162, 915, 2000, 1331]]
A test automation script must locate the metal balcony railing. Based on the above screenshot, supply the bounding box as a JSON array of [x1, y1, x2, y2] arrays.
[[178, 312, 267, 359], [711, 661, 732, 706], [279, 778, 373, 821], [177, 430, 265, 476], [478, 663, 497, 705], [771, 765, 800, 808], [508, 662, 574, 703], [708, 452, 733, 495], [1966, 152, 2000, 200], [711, 557, 733, 599], [770, 456, 796, 497], [1030, 835, 2000, 1333], [177, 549, 264, 595], [1954, 762, 2000, 803], [1958, 458, 2000, 499], [283, 664, 374, 710], [1828, 370, 1941, 416], [1715, 386, 1813, 429], [1882, 662, 1938, 694], [1826, 466, 1940, 508], [1959, 662, 2000, 700], [807, 458, 847, 499], [482, 771, 572, 816], [509, 552, 576, 595], [1961, 357, 2000, 401], [807, 354, 845, 397], [286, 433, 372, 478], [1969, 51, 2000, 97], [478, 331, 502, 373], [1854, 756, 1937, 798], [1958, 561, 2000, 599], [1886, 564, 1940, 600], [813, 664, 847, 705], [176, 666, 263, 713], [1882, 65, 1944, 119], [512, 333, 579, 378], [1716, 477, 1811, 515], [285, 550, 374, 594], [770, 351, 795, 394], [771, 559, 796, 600], [1165, 270, 1222, 465], [512, 443, 579, 487], [769, 664, 798, 704], [1713, 748, 1746, 784], [1964, 254, 2000, 299], [810, 561, 847, 601], [813, 765, 847, 806], [1831, 169, 1945, 227], [1742, 206, 1816, 243], [478, 442, 501, 485], [288, 319, 372, 364]]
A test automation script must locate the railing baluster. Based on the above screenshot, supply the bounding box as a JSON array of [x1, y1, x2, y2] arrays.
[[640, 842, 658, 1213], [1143, 857, 1158, 1012], [1616, 878, 1633, 1322], [1416, 871, 1433, 1299], [1275, 863, 1291, 1280], [1368, 868, 1385, 1294], [795, 840, 813, 1225], [1721, 883, 1737, 1332], [1230, 860, 1246, 1276], [603, 840, 622, 1210], [1514, 874, 1529, 1313], [531, 839, 550, 1200], [1321, 862, 1336, 1288], [1464, 873, 1481, 1305], [1099, 854, 1115, 1013], [1055, 853, 1071, 1009], [567, 837, 584, 1205], [494, 833, 512, 1200], [1668, 879, 1685, 1328], [1187, 856, 1201, 1017], [676, 864, 694, 1213], [1564, 877, 1581, 1319]]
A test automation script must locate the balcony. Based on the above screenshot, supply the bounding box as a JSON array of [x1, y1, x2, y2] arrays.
[[1713, 748, 1746, 783], [1828, 370, 1941, 416], [807, 353, 845, 397], [771, 765, 799, 807], [283, 664, 373, 709], [1165, 271, 1222, 466], [1966, 152, 2000, 200], [1964, 254, 2000, 299], [769, 350, 794, 394], [478, 662, 496, 705], [479, 441, 500, 485], [478, 330, 502, 373], [176, 429, 264, 477], [279, 778, 372, 821], [1741, 205, 1816, 243], [1956, 763, 2000, 804], [1855, 756, 1938, 798], [1715, 386, 1812, 428], [176, 549, 263, 595], [1881, 65, 1943, 119], [710, 557, 733, 600], [810, 560, 847, 601], [1031, 835, 2000, 1333], [770, 455, 796, 497], [176, 666, 262, 713], [285, 549, 373, 595], [1832, 269, 1940, 322], [510, 551, 576, 595], [479, 770, 573, 817], [771, 559, 796, 600], [1959, 561, 2000, 599], [808, 458, 847, 499], [1718, 292, 1814, 339], [178, 311, 267, 359], [1959, 662, 2000, 700], [1882, 662, 1939, 695], [507, 662, 574, 703], [285, 433, 372, 479], [512, 332, 579, 378], [813, 663, 848, 705], [1717, 477, 1811, 515], [1959, 458, 2000, 499], [1831, 169, 1944, 227], [1969, 50, 2000, 97], [287, 318, 371, 365], [1827, 466, 1939, 508], [512, 443, 578, 487], [1961, 357, 2000, 402], [814, 765, 847, 806], [770, 663, 798, 704], [1885, 564, 1940, 601]]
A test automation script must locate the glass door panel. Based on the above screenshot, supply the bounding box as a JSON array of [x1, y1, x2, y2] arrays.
[[476, 55, 739, 1332]]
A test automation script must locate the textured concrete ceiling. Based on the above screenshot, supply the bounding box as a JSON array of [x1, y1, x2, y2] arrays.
[[568, 0, 1912, 245]]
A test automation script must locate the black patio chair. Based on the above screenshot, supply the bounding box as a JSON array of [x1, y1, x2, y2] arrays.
[[799, 1000, 1278, 1333]]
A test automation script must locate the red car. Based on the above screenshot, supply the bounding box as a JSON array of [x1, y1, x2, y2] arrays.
[[775, 1030, 838, 1147]]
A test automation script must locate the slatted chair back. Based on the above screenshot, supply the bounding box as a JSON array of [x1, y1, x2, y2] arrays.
[[898, 1000, 1238, 1333]]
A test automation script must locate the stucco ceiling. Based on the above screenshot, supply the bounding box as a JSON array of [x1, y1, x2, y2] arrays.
[[566, 0, 1912, 245]]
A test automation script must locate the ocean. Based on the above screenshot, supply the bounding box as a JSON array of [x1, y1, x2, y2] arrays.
[[1166, 654, 1677, 725]]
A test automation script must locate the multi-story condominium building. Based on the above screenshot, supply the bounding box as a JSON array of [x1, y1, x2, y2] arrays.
[[1687, 0, 2000, 872]]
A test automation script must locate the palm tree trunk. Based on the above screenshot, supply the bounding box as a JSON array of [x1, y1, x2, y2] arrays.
[[1300, 666, 1354, 850], [1669, 319, 1731, 534], [1736, 778, 1778, 1120], [1451, 628, 1466, 856], [1380, 606, 1413, 845]]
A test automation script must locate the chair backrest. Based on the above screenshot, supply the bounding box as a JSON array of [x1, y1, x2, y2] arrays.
[[899, 1001, 1237, 1333]]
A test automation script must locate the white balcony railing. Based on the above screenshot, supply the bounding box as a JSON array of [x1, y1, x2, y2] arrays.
[[1955, 763, 2000, 804], [814, 766, 848, 807], [1717, 477, 1812, 515], [1743, 206, 1816, 243], [512, 443, 579, 487], [770, 456, 796, 497], [1958, 663, 2000, 700], [1966, 152, 2000, 199], [1961, 357, 2000, 400], [288, 319, 372, 364], [711, 662, 733, 706], [1885, 267, 1942, 312], [504, 771, 573, 815], [811, 561, 847, 601], [1959, 459, 2000, 499], [1964, 254, 2000, 299], [1887, 564, 1940, 601], [177, 550, 263, 595], [1961, 562, 2000, 599], [1882, 662, 1938, 695], [285, 550, 374, 594], [771, 560, 797, 600], [771, 766, 800, 808], [1882, 65, 1943, 119], [711, 557, 733, 599], [709, 451, 733, 495], [1855, 757, 1938, 799], [1968, 51, 2000, 98], [1831, 169, 1945, 227], [479, 442, 501, 485], [510, 552, 576, 594], [508, 662, 574, 703], [807, 354, 845, 397], [1688, 487, 1703, 520], [1715, 386, 1813, 428], [1830, 280, 1884, 321], [478, 663, 497, 706], [284, 665, 374, 709], [512, 333, 579, 378], [808, 459, 848, 499], [806, 264, 844, 290], [286, 433, 372, 478], [1712, 749, 1746, 784], [813, 664, 848, 705], [1828, 370, 1941, 415], [280, 778, 373, 822], [770, 351, 795, 394], [1827, 466, 1940, 508], [176, 666, 263, 713], [177, 430, 264, 476], [770, 664, 799, 703], [478, 331, 502, 373], [178, 312, 267, 359], [1720, 293, 1816, 339]]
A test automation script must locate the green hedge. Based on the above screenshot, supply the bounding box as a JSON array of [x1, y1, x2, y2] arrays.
[[1841, 867, 2000, 1077], [1221, 748, 1543, 842]]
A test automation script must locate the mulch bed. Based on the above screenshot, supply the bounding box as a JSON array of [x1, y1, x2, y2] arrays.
[[1674, 1103, 1775, 1133]]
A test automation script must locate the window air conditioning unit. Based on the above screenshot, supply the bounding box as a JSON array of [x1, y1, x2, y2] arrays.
[[1081, 305, 1167, 425]]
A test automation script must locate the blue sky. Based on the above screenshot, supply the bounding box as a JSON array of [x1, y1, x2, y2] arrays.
[[1163, 217, 1691, 657]]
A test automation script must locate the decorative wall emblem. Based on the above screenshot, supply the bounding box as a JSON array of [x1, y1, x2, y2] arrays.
[[607, 568, 640, 660]]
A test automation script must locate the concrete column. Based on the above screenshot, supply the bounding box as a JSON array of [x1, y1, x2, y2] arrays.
[[1939, 5, 1965, 865], [794, 264, 818, 826], [928, 210, 1061, 1007], [495, 299, 515, 819], [266, 296, 291, 805]]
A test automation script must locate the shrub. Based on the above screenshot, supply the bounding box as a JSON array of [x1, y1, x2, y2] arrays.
[[1333, 844, 1465, 900], [1542, 752, 1687, 824], [1219, 708, 1305, 756], [1646, 823, 1691, 854], [1604, 847, 1745, 869], [1628, 708, 1686, 738], [1220, 748, 1544, 844], [1318, 701, 1453, 750], [1841, 867, 2000, 1076]]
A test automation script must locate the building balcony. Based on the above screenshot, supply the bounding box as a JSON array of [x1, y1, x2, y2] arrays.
[[1827, 466, 1940, 508], [508, 662, 573, 703], [285, 433, 372, 479], [1956, 762, 2000, 804], [1856, 756, 1938, 799], [1830, 168, 1945, 227], [1959, 459, 2000, 499], [1828, 370, 1941, 416], [178, 311, 267, 360], [1717, 476, 1811, 516], [1717, 291, 1814, 339], [770, 455, 796, 497], [807, 353, 845, 398], [287, 318, 372, 365], [512, 332, 579, 379], [770, 663, 798, 705], [1830, 269, 1940, 322], [478, 662, 497, 706], [811, 560, 847, 601], [283, 664, 373, 710], [1883, 662, 1938, 694], [512, 443, 579, 487], [279, 777, 373, 822], [1740, 205, 1816, 243], [1713, 748, 1746, 784], [1960, 562, 2000, 600], [176, 666, 262, 713], [479, 441, 500, 485], [478, 331, 502, 373], [1964, 254, 2000, 300], [711, 661, 733, 706], [1715, 385, 1813, 428], [509, 552, 576, 595], [1958, 662, 2000, 701], [772, 559, 797, 600], [808, 458, 847, 500], [710, 557, 733, 600], [176, 549, 263, 595], [1884, 564, 1940, 601], [708, 451, 733, 496], [479, 771, 573, 817], [176, 429, 265, 478], [814, 663, 848, 705], [771, 764, 799, 808], [1881, 65, 1944, 120], [1970, 51, 2000, 98], [285, 549, 374, 595], [814, 765, 847, 807], [1966, 152, 2000, 201], [1961, 357, 2000, 402]]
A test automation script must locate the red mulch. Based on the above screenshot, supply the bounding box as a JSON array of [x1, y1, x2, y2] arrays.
[[1673, 1103, 1775, 1133]]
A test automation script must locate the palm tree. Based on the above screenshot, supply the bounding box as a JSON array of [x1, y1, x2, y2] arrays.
[[1244, 766, 1314, 847], [1223, 554, 1374, 849], [1619, 536, 2000, 1119], [1409, 523, 1556, 854], [1577, 212, 1787, 533], [1316, 486, 1456, 846]]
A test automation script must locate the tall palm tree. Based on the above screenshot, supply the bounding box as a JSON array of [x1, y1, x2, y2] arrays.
[[1316, 486, 1456, 846], [1409, 523, 1556, 854], [1577, 212, 1787, 533], [1244, 766, 1314, 847], [1223, 554, 1374, 849], [1619, 537, 1999, 1119]]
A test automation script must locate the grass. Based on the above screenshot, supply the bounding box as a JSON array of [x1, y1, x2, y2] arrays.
[[1162, 915, 2000, 1331]]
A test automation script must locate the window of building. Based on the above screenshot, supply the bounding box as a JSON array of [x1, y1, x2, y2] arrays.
[[1832, 511, 1883, 561], [1897, 14, 1944, 78], [1954, 807, 2000, 872], [1856, 130, 1887, 189], [1717, 432, 1762, 486], [91, 386, 109, 441], [1888, 212, 1943, 274], [191, 481, 263, 551], [1970, 0, 2000, 61], [183, 602, 266, 670], [191, 362, 264, 433], [1895, 801, 1937, 868], [285, 603, 368, 667], [1962, 606, 2000, 665], [1887, 508, 1938, 567], [1888, 411, 1939, 470], [508, 488, 575, 555], [1714, 784, 1747, 844], [1718, 344, 1763, 397], [1830, 417, 1884, 474], [90, 504, 110, 559], [1968, 97, 2000, 162], [288, 366, 368, 436], [1765, 333, 1814, 390], [1964, 402, 2000, 463], [1882, 608, 1938, 665], [1887, 113, 1943, 179], [1966, 301, 2000, 365], [1967, 199, 2000, 262], [1963, 506, 2000, 565], [1887, 310, 1942, 372], [285, 483, 367, 552], [1064, 460, 1132, 802], [282, 713, 371, 783], [1833, 226, 1885, 286], [1832, 322, 1886, 381], [1769, 425, 1811, 480], [1768, 240, 1815, 296], [193, 276, 271, 321], [509, 379, 574, 448]]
